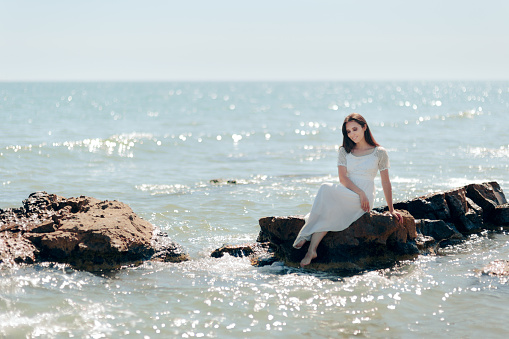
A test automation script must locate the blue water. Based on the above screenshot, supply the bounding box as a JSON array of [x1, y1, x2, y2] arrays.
[[1, 81, 509, 338]]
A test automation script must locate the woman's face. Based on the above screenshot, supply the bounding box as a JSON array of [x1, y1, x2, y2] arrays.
[[345, 121, 366, 144]]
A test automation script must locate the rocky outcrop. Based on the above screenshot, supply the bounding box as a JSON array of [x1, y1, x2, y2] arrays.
[[0, 192, 189, 271], [253, 181, 509, 273], [375, 182, 509, 235]]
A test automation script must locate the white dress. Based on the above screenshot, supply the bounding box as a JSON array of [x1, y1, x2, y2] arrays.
[[293, 146, 390, 247]]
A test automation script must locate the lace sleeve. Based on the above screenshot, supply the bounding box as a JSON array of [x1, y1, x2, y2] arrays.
[[337, 147, 347, 167], [376, 147, 390, 171]]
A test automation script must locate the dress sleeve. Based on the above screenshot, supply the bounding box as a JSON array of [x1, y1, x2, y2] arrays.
[[337, 147, 347, 167], [376, 147, 390, 171]]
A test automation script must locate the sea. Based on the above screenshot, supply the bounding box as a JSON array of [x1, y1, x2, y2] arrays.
[[1, 81, 508, 338]]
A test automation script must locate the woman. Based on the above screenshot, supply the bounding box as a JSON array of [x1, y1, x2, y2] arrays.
[[294, 113, 403, 267]]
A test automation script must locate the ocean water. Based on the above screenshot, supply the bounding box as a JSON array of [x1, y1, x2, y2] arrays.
[[1, 81, 508, 338]]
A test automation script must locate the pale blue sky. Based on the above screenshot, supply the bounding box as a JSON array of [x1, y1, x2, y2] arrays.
[[1, 0, 508, 81]]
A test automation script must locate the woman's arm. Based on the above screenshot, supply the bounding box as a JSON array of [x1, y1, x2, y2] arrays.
[[338, 166, 370, 212], [380, 169, 403, 222]]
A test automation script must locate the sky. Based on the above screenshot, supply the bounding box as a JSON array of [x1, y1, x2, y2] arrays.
[[1, 0, 508, 81]]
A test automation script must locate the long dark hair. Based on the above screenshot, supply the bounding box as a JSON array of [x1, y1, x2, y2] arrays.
[[342, 113, 379, 153]]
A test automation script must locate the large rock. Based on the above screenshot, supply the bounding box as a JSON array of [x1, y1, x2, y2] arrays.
[[375, 182, 509, 235], [0, 192, 189, 271], [258, 210, 417, 273], [256, 181, 509, 273]]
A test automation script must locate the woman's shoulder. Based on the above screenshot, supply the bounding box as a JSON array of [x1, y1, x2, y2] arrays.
[[338, 146, 348, 154], [375, 145, 388, 154]]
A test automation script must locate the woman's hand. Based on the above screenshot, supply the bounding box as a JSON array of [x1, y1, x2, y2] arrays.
[[359, 191, 370, 212], [390, 210, 403, 223]]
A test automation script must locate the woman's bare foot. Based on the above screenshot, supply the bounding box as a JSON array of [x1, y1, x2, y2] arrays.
[[294, 239, 307, 249], [300, 251, 317, 267]]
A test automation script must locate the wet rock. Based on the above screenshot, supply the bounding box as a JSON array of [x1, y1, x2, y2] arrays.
[[416, 219, 464, 242], [250, 252, 278, 267], [376, 182, 507, 237], [258, 210, 417, 273], [492, 204, 509, 226], [150, 230, 190, 263], [258, 181, 508, 273], [444, 188, 483, 233], [210, 242, 278, 267], [211, 242, 277, 266], [1, 192, 189, 271], [389, 193, 450, 221], [481, 260, 509, 276], [465, 182, 501, 222], [415, 234, 436, 253], [211, 244, 256, 258]]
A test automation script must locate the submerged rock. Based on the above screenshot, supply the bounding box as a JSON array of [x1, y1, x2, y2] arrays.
[[211, 242, 278, 267], [481, 260, 509, 276], [0, 192, 189, 271]]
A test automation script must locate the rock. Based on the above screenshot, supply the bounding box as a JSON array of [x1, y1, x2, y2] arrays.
[[416, 219, 464, 241], [1, 192, 189, 271], [210, 242, 272, 258], [388, 193, 451, 221], [150, 230, 190, 263], [0, 232, 38, 265], [212, 244, 256, 258], [251, 252, 279, 267], [210, 179, 237, 185], [210, 242, 278, 267], [258, 181, 508, 273], [375, 182, 507, 235], [444, 188, 483, 233], [465, 182, 501, 221], [415, 234, 436, 253], [258, 210, 417, 273], [481, 260, 509, 276], [492, 204, 509, 226]]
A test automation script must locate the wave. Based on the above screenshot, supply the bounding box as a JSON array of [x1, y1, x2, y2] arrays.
[[1, 133, 159, 158], [465, 145, 509, 158]]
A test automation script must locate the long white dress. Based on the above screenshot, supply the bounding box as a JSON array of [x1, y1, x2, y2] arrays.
[[293, 146, 390, 247]]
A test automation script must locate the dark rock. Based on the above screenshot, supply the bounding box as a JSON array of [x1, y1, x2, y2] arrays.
[[211, 242, 272, 258], [258, 210, 417, 273], [251, 252, 278, 267], [465, 183, 500, 221], [415, 234, 436, 252], [489, 181, 507, 204], [492, 204, 509, 226], [417, 219, 464, 241], [390, 193, 450, 221], [211, 242, 278, 267], [150, 230, 190, 263], [444, 188, 483, 233], [212, 244, 255, 258], [376, 182, 506, 232]]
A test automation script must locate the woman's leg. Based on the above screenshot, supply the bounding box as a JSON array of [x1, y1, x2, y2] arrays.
[[300, 231, 327, 267]]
